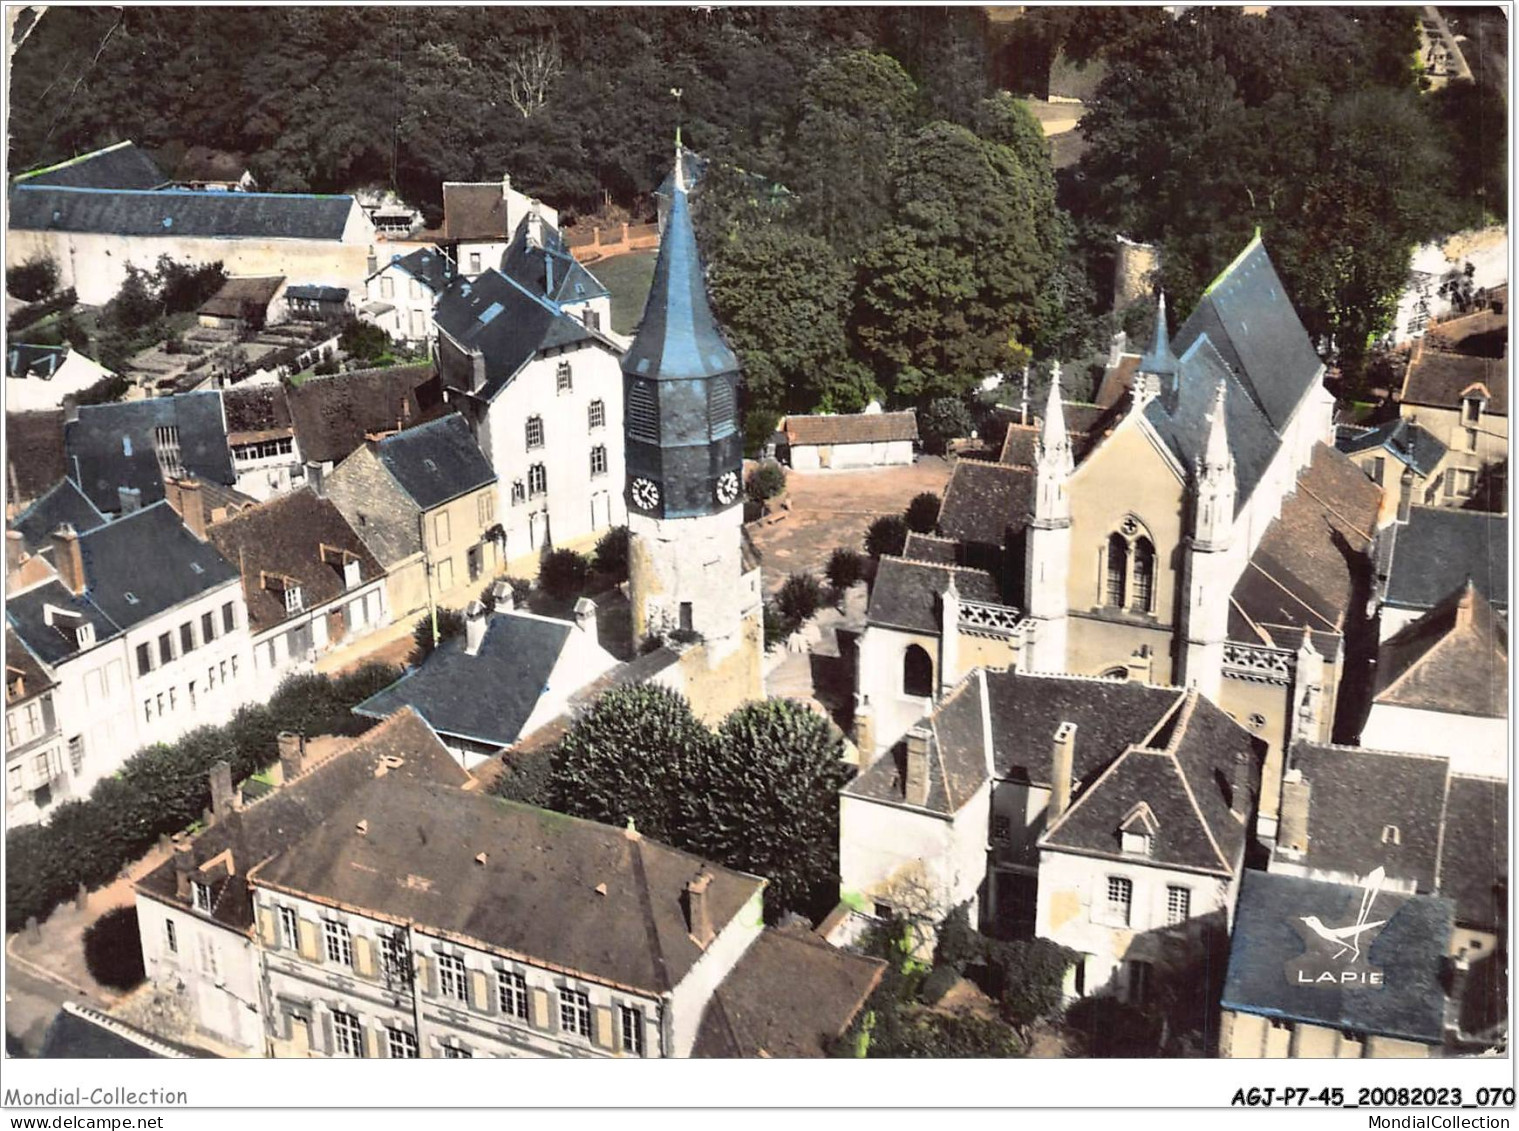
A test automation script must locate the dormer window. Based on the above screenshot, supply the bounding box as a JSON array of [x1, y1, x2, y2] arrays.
[[284, 586, 304, 614], [342, 559, 361, 589], [75, 623, 95, 649], [1462, 395, 1483, 427], [1119, 801, 1159, 857], [1381, 824, 1401, 846], [191, 880, 212, 913]]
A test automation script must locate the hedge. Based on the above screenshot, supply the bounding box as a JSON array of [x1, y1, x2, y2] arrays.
[[3, 663, 398, 932]]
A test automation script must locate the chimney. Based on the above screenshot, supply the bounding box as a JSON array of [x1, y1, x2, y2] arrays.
[[173, 841, 196, 900], [685, 871, 714, 947], [1108, 329, 1128, 368], [852, 697, 877, 759], [903, 725, 931, 807], [471, 349, 487, 393], [117, 485, 142, 513], [1229, 749, 1252, 823], [5, 530, 25, 577], [208, 760, 235, 822], [490, 578, 516, 612], [1455, 580, 1477, 630], [501, 172, 512, 202], [277, 731, 306, 782], [463, 599, 488, 656], [51, 524, 86, 595], [222, 808, 246, 875], [1397, 464, 1415, 524], [573, 597, 598, 648], [1050, 721, 1077, 822], [527, 203, 544, 250], [1277, 768, 1310, 858], [167, 477, 209, 540]]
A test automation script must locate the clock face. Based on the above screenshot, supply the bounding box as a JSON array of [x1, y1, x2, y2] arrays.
[[714, 470, 740, 506], [630, 477, 661, 512]]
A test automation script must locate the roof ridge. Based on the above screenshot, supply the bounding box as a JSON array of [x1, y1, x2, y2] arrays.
[[628, 836, 673, 994], [929, 714, 956, 812], [1162, 693, 1233, 872], [13, 183, 352, 203], [1039, 742, 1135, 845], [1295, 738, 1453, 763]]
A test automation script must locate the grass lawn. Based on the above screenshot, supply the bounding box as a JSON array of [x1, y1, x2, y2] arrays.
[[593, 250, 657, 336]]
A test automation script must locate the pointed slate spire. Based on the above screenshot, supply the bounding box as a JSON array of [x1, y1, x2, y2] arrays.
[[1139, 293, 1178, 379], [1038, 362, 1072, 472], [622, 138, 738, 384], [1203, 379, 1233, 473]]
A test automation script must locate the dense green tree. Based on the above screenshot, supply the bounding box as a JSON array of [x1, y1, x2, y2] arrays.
[[410, 607, 466, 665], [904, 492, 941, 534], [83, 906, 145, 990], [788, 51, 919, 255], [853, 111, 1061, 400], [918, 397, 976, 455], [7, 256, 59, 303], [551, 684, 710, 843], [865, 514, 908, 559], [686, 699, 851, 918]]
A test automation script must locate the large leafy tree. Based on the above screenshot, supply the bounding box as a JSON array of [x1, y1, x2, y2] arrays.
[[853, 107, 1062, 401], [788, 51, 920, 256], [550, 683, 710, 844], [686, 699, 852, 919]]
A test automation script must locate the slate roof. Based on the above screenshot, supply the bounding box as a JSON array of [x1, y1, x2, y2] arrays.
[[285, 284, 348, 303], [375, 414, 494, 510], [170, 146, 252, 185], [1336, 417, 1447, 479], [900, 532, 960, 565], [6, 502, 238, 665], [355, 612, 574, 748], [222, 382, 293, 442], [9, 477, 107, 553], [74, 501, 238, 629], [371, 246, 455, 293], [6, 627, 55, 701], [1171, 235, 1325, 435], [1400, 338, 1508, 417], [1222, 870, 1452, 1045], [136, 708, 470, 933], [1276, 743, 1451, 892], [1042, 692, 1263, 876], [846, 670, 1185, 819], [6, 410, 68, 507], [6, 342, 68, 379], [13, 141, 165, 190], [936, 460, 1034, 547], [283, 365, 444, 464], [1375, 581, 1507, 717], [692, 927, 886, 1058], [9, 185, 357, 240], [198, 276, 284, 320], [65, 391, 235, 513], [251, 778, 765, 996], [442, 182, 516, 241], [206, 489, 384, 636], [39, 1005, 194, 1059], [6, 576, 120, 667], [782, 411, 918, 447], [866, 557, 1005, 635], [1143, 333, 1282, 516], [1094, 355, 1140, 409], [501, 214, 608, 306], [433, 268, 596, 401], [1383, 506, 1508, 615], [622, 157, 739, 384], [1231, 443, 1381, 642], [1439, 775, 1508, 933]]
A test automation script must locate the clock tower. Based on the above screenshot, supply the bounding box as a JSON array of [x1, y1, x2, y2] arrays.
[[623, 142, 762, 706]]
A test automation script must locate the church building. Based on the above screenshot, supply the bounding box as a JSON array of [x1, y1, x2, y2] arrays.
[[620, 141, 764, 722], [855, 235, 1382, 846]]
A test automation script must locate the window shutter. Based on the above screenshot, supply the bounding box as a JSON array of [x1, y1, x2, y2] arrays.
[[297, 918, 320, 961], [317, 1010, 333, 1055], [469, 969, 491, 1013], [593, 1005, 615, 1050], [364, 1025, 382, 1060], [530, 987, 553, 1031], [418, 955, 438, 997], [353, 935, 375, 978], [257, 908, 278, 948]]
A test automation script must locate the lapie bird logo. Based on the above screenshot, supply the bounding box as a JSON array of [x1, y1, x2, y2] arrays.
[[1287, 866, 1392, 987]]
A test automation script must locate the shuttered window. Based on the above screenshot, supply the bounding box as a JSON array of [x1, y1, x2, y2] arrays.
[[708, 377, 735, 439], [628, 382, 658, 443]]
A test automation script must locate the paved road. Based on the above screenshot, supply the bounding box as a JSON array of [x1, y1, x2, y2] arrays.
[[5, 955, 103, 1057]]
